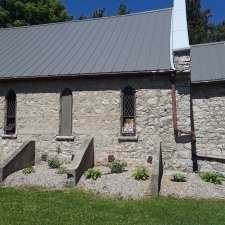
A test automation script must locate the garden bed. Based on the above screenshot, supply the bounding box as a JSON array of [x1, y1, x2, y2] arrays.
[[2, 162, 67, 189], [2, 162, 151, 199], [78, 166, 151, 199], [161, 173, 225, 199]]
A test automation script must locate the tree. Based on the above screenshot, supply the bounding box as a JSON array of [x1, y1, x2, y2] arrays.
[[208, 21, 225, 42], [78, 14, 88, 20], [186, 0, 211, 44], [118, 3, 130, 15], [0, 0, 72, 28], [186, 0, 225, 44], [92, 8, 105, 18]]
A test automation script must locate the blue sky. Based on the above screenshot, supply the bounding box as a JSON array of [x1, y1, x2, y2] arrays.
[[61, 0, 225, 24]]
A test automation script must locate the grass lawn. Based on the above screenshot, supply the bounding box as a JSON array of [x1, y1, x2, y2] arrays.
[[0, 188, 225, 225]]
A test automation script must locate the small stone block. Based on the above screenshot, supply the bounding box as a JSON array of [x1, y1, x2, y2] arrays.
[[108, 155, 115, 163]]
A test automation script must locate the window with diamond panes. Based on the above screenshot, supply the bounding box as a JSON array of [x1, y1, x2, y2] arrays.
[[5, 90, 16, 135], [121, 86, 136, 136]]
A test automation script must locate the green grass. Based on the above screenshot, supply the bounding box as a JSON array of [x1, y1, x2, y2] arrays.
[[0, 188, 225, 225]]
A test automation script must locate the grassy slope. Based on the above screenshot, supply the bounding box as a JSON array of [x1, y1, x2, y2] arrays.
[[0, 188, 225, 225]]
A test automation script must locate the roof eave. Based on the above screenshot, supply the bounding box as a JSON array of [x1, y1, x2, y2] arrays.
[[0, 69, 175, 81]]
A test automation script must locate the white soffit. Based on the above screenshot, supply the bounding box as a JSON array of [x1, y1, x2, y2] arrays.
[[172, 0, 190, 51]]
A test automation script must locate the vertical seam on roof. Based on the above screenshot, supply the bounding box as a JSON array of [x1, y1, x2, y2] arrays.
[[68, 20, 104, 74], [108, 16, 133, 72], [79, 20, 112, 73], [91, 17, 122, 73], [87, 17, 119, 73], [122, 14, 143, 72], [114, 14, 140, 72], [28, 23, 79, 76], [37, 22, 84, 76], [100, 16, 129, 72], [132, 15, 149, 71], [78, 18, 113, 73], [145, 14, 157, 70], [0, 29, 31, 66], [15, 25, 68, 77], [57, 20, 99, 75], [2, 27, 51, 76], [46, 21, 91, 75]]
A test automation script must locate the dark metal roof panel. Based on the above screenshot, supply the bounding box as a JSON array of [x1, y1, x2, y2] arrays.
[[0, 8, 172, 79], [191, 42, 225, 82]]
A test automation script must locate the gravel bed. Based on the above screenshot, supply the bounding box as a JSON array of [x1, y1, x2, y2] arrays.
[[161, 173, 225, 200], [3, 162, 67, 189], [77, 166, 151, 199]]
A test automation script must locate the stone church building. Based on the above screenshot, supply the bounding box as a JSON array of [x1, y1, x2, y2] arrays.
[[0, 0, 225, 174]]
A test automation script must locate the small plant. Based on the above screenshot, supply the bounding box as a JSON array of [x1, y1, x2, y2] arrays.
[[200, 172, 224, 185], [171, 173, 187, 182], [22, 166, 35, 175], [57, 166, 66, 175], [48, 158, 61, 169], [132, 167, 149, 181], [108, 160, 127, 174], [85, 168, 102, 180]]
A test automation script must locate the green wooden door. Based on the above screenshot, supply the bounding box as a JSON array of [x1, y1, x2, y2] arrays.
[[60, 89, 72, 136]]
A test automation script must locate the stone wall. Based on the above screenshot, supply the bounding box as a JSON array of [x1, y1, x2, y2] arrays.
[[0, 75, 192, 171], [192, 83, 225, 174], [174, 50, 191, 72]]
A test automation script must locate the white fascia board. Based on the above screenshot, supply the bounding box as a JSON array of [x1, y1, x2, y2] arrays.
[[172, 0, 190, 52]]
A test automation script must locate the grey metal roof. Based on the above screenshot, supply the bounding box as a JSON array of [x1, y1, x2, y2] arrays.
[[191, 42, 225, 83], [0, 8, 173, 79]]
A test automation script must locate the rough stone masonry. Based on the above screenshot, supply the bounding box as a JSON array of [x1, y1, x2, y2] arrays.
[[0, 70, 193, 172]]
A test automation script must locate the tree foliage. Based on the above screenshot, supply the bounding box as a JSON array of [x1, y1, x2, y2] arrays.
[[118, 3, 130, 15], [79, 8, 105, 20], [92, 8, 105, 18], [0, 0, 71, 28], [79, 3, 131, 21], [186, 0, 225, 44]]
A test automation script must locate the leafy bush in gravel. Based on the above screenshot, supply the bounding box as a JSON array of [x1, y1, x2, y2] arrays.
[[48, 158, 61, 169], [132, 167, 149, 181], [57, 166, 66, 175], [108, 160, 127, 174], [85, 168, 102, 180], [22, 166, 35, 175], [171, 173, 187, 182], [200, 172, 224, 185]]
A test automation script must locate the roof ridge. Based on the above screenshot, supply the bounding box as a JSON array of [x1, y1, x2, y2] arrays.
[[0, 7, 172, 32], [191, 41, 225, 48]]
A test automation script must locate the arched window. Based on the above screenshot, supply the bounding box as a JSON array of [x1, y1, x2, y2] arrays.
[[60, 89, 73, 136], [121, 86, 136, 136], [5, 89, 16, 135]]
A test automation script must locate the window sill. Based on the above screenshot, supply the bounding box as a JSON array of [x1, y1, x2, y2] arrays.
[[118, 135, 138, 142], [2, 134, 17, 139], [56, 136, 75, 141]]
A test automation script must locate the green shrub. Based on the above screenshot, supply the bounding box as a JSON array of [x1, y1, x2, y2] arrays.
[[48, 158, 61, 169], [171, 173, 187, 182], [85, 168, 102, 180], [57, 166, 66, 175], [132, 167, 149, 181], [22, 166, 35, 175], [108, 160, 127, 174], [199, 172, 224, 185]]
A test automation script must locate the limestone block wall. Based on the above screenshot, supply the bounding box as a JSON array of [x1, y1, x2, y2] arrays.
[[174, 50, 191, 72], [0, 75, 192, 171], [192, 83, 225, 173]]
